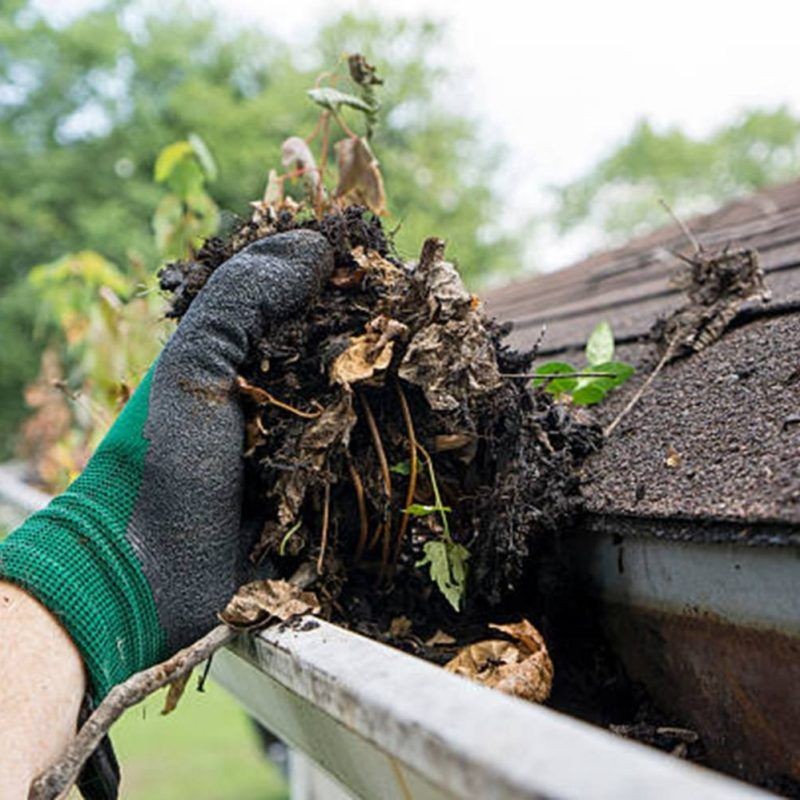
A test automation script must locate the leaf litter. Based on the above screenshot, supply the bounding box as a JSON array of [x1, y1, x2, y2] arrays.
[[161, 202, 602, 703]]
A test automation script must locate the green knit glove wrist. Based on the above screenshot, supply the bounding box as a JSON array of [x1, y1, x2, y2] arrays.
[[0, 367, 165, 699]]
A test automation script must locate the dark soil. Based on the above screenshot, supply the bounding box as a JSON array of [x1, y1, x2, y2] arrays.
[[161, 205, 601, 627]]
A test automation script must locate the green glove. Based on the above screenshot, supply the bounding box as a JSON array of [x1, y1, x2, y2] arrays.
[[0, 230, 333, 700]]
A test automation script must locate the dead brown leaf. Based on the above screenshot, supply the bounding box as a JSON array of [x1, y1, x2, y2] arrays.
[[281, 136, 319, 193], [161, 670, 192, 716], [389, 615, 413, 638], [334, 137, 386, 215], [425, 630, 456, 647], [444, 619, 553, 703], [219, 579, 321, 630], [330, 315, 408, 387]]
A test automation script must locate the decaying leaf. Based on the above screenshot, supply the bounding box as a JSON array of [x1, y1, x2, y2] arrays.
[[334, 137, 386, 215], [399, 316, 502, 411], [219, 579, 321, 630], [350, 245, 402, 285], [389, 615, 413, 637], [425, 630, 456, 647], [274, 393, 357, 525], [281, 136, 320, 194], [399, 240, 501, 411], [161, 670, 192, 716], [444, 619, 553, 703], [330, 315, 408, 387], [655, 246, 770, 357]]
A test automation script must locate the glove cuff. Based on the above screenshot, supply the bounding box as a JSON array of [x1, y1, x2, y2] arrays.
[[0, 369, 166, 700]]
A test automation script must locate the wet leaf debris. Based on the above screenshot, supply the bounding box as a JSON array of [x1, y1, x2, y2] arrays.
[[161, 204, 601, 631]]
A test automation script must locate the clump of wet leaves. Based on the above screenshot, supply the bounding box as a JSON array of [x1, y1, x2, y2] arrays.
[[162, 205, 601, 623]]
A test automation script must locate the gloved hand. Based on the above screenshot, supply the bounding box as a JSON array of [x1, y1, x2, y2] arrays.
[[0, 230, 333, 703]]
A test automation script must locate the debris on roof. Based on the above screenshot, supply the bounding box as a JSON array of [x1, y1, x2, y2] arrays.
[[486, 179, 800, 530]]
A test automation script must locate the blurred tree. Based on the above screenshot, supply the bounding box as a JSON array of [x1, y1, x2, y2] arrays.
[[553, 108, 800, 241], [0, 1, 521, 453]]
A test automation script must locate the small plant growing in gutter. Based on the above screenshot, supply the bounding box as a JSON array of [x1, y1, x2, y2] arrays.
[[533, 321, 635, 405]]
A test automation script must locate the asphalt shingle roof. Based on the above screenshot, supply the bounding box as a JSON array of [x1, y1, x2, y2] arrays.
[[486, 181, 800, 532]]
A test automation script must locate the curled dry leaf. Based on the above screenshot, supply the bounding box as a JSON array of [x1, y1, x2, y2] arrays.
[[399, 241, 501, 411], [263, 169, 284, 208], [334, 137, 386, 215], [330, 315, 408, 387], [425, 630, 456, 647], [444, 619, 553, 704], [388, 615, 413, 638], [219, 579, 321, 630], [281, 136, 319, 193]]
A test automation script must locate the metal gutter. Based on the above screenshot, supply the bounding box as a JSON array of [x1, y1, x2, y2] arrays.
[[569, 524, 800, 783], [211, 618, 770, 800], [0, 461, 784, 796]]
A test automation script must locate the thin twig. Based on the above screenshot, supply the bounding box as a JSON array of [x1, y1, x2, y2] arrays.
[[316, 481, 331, 575], [315, 112, 331, 217], [360, 392, 393, 571], [393, 382, 419, 567], [29, 625, 237, 800], [236, 376, 322, 419], [416, 443, 451, 541], [501, 371, 622, 380], [604, 342, 677, 438], [349, 460, 370, 562], [659, 197, 701, 253]]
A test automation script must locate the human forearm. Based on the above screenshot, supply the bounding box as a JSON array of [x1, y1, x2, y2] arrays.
[[0, 581, 85, 799]]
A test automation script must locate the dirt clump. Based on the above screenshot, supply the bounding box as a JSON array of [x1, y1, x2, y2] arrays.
[[161, 205, 601, 631]]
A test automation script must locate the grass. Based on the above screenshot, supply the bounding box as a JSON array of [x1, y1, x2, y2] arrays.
[[109, 678, 288, 800]]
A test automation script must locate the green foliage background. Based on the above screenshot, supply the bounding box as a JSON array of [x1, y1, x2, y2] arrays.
[[0, 0, 521, 453], [553, 108, 800, 240]]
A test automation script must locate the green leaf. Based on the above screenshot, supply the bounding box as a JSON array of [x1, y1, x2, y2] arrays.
[[154, 141, 193, 183], [584, 361, 635, 391], [188, 133, 217, 181], [404, 503, 452, 517], [390, 460, 411, 476], [586, 320, 615, 365], [164, 157, 205, 198], [571, 383, 607, 406], [416, 539, 470, 611], [307, 87, 375, 114], [532, 361, 578, 398]]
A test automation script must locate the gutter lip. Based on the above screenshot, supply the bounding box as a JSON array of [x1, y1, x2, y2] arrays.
[[213, 617, 771, 800]]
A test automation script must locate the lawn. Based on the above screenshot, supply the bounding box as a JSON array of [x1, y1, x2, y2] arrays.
[[108, 678, 288, 800]]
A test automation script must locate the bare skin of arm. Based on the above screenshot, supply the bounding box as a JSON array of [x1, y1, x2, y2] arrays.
[[0, 581, 86, 799]]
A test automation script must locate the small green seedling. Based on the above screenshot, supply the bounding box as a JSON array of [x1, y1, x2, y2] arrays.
[[533, 321, 634, 406], [397, 447, 469, 612]]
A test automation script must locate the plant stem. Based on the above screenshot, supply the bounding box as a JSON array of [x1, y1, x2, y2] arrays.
[[394, 382, 419, 567], [316, 481, 331, 575], [501, 371, 621, 380], [416, 443, 451, 542]]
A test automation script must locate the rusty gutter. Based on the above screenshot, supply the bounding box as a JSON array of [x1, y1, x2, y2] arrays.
[[569, 520, 800, 786]]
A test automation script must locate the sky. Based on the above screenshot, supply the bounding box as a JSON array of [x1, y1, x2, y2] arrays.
[[205, 0, 800, 270], [37, 0, 800, 271]]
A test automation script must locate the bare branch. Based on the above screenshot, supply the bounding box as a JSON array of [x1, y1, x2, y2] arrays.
[[29, 625, 237, 800]]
